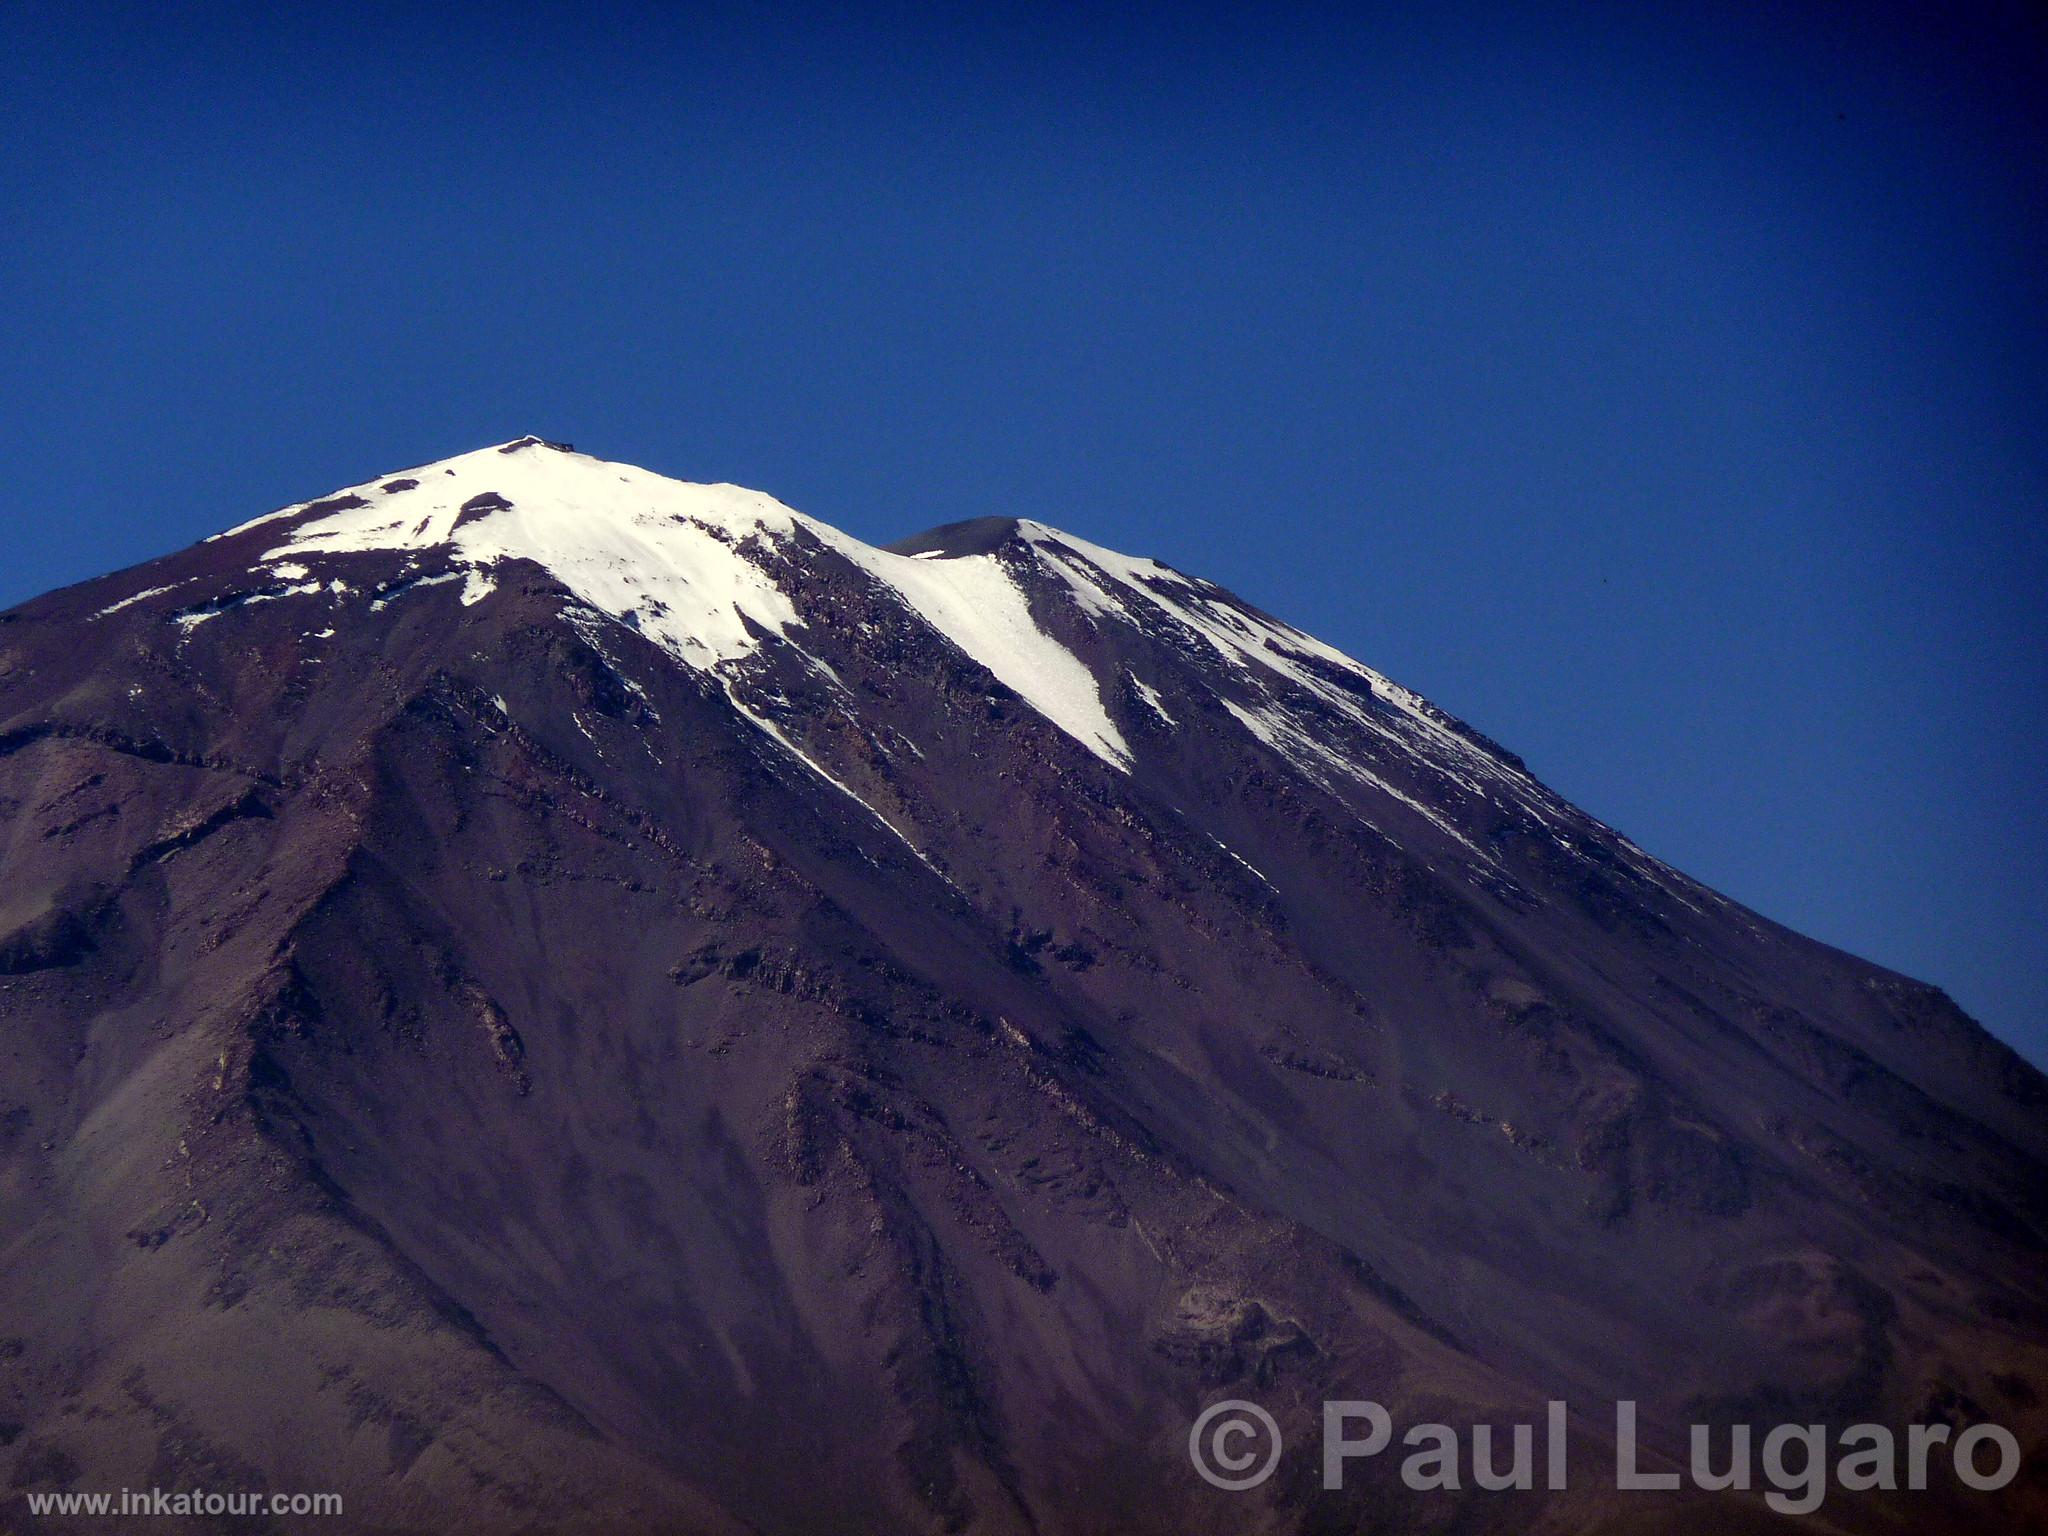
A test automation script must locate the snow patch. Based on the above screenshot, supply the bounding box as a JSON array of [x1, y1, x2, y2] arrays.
[[1130, 673, 1176, 726], [1018, 522, 1509, 800], [174, 580, 327, 633], [832, 542, 1131, 770], [1209, 834, 1276, 891], [94, 584, 182, 619], [369, 570, 464, 611], [1222, 696, 1492, 862]]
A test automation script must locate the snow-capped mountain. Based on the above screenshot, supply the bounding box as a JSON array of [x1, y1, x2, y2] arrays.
[[3, 439, 2043, 1533]]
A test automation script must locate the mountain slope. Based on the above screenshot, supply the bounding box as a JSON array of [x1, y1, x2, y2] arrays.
[[2, 438, 2043, 1533]]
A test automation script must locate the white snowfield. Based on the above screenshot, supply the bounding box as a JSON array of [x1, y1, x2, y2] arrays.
[[214, 438, 1597, 865]]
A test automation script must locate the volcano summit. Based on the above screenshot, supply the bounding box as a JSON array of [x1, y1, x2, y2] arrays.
[[1, 439, 2042, 1533]]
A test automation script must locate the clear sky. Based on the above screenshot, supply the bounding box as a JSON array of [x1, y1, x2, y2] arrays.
[[3, 2, 2043, 1062]]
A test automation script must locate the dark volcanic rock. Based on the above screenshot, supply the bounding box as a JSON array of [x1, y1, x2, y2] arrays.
[[0, 441, 2042, 1534]]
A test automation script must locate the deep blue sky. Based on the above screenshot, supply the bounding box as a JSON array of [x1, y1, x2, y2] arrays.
[[3, 2, 2043, 1062]]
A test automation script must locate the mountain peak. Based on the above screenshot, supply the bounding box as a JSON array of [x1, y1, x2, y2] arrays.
[[114, 442, 1527, 797], [214, 439, 814, 555], [77, 438, 1563, 825]]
